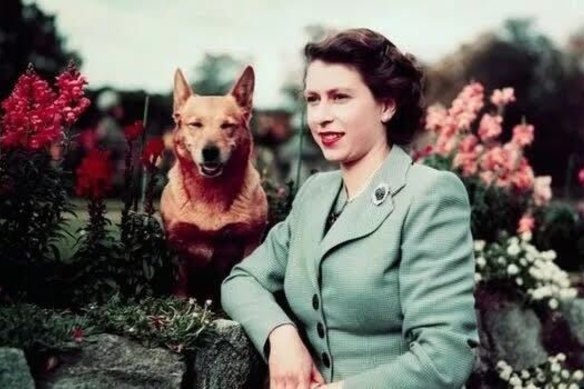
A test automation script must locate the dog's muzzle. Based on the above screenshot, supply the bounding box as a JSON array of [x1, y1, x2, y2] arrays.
[[199, 162, 224, 178]]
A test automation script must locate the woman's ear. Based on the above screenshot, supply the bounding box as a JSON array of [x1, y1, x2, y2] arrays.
[[380, 98, 397, 123]]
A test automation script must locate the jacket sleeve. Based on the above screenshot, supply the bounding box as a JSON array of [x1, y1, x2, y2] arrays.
[[220, 173, 317, 363], [343, 170, 480, 389]]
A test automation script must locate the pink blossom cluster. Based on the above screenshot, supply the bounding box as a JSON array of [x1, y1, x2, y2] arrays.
[[0, 63, 90, 150], [417, 83, 553, 235]]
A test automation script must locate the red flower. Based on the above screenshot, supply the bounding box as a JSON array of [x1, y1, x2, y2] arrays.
[[72, 327, 84, 343], [147, 315, 168, 330], [578, 168, 584, 187], [0, 63, 90, 151], [123, 120, 144, 142], [75, 149, 113, 199], [141, 138, 165, 170]]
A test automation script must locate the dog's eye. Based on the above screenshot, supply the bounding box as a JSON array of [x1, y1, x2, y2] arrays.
[[220, 123, 236, 130], [188, 122, 203, 129]]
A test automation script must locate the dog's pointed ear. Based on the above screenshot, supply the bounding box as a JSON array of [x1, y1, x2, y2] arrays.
[[173, 68, 193, 121], [230, 65, 254, 113]]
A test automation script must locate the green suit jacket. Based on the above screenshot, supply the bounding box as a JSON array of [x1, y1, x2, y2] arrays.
[[221, 144, 479, 388]]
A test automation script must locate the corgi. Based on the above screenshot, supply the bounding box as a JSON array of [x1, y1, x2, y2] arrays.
[[160, 66, 268, 304]]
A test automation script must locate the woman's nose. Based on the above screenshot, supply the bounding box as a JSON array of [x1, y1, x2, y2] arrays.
[[310, 103, 334, 127]]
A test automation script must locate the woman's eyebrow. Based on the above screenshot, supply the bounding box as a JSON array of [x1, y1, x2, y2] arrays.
[[303, 87, 352, 95]]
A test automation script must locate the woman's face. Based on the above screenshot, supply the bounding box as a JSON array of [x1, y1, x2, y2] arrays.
[[304, 60, 394, 165]]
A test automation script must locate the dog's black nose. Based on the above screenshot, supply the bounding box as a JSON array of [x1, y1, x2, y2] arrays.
[[202, 145, 220, 162]]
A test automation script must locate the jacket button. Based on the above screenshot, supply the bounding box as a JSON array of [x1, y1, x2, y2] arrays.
[[312, 294, 319, 310], [317, 322, 325, 338], [321, 352, 330, 368]]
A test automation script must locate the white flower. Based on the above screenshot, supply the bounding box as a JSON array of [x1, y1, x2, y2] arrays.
[[560, 288, 578, 299], [515, 277, 524, 286], [507, 264, 520, 275], [498, 256, 507, 265], [507, 244, 521, 256], [474, 273, 482, 283], [520, 231, 532, 242], [558, 383, 567, 389], [573, 370, 583, 380], [509, 375, 522, 386], [549, 298, 559, 309], [520, 369, 530, 379], [476, 257, 486, 268], [551, 362, 561, 372], [499, 369, 511, 381], [568, 384, 579, 389], [557, 353, 566, 362], [474, 240, 486, 252], [519, 258, 527, 266], [541, 250, 557, 261], [204, 299, 213, 307], [561, 369, 570, 379]]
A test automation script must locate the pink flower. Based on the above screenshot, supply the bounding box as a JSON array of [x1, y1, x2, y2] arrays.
[[578, 168, 584, 187], [435, 133, 458, 156], [480, 146, 508, 173], [0, 64, 90, 150], [479, 171, 496, 186], [453, 151, 479, 176], [490, 87, 516, 107], [141, 137, 165, 171], [75, 149, 113, 199], [510, 160, 534, 192], [458, 134, 479, 153], [448, 82, 484, 131], [123, 120, 144, 142], [517, 215, 535, 234], [425, 105, 448, 132], [72, 327, 84, 343], [511, 123, 534, 147], [533, 176, 552, 206], [478, 114, 503, 142], [412, 144, 434, 161]]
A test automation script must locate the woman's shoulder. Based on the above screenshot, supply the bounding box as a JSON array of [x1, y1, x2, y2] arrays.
[[406, 162, 468, 202]]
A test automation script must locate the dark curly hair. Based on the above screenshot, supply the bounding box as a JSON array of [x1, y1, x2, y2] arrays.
[[303, 28, 425, 146]]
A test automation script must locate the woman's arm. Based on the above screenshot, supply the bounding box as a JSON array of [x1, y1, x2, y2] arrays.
[[221, 173, 317, 363], [343, 170, 479, 389]]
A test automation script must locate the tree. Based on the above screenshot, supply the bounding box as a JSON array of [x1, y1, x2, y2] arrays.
[[425, 19, 584, 190], [191, 54, 244, 95], [0, 0, 81, 100]]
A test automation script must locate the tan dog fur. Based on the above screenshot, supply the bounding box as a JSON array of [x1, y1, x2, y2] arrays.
[[160, 66, 268, 302]]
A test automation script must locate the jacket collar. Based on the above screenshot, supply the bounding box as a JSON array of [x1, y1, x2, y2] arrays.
[[304, 144, 413, 287]]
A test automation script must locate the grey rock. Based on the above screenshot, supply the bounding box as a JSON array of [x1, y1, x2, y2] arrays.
[[477, 296, 548, 371], [0, 348, 34, 389], [560, 298, 584, 345], [42, 334, 184, 389], [192, 319, 266, 389]]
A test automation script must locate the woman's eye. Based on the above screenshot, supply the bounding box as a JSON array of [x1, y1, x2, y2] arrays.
[[305, 95, 318, 103], [188, 122, 203, 129], [333, 94, 349, 101]]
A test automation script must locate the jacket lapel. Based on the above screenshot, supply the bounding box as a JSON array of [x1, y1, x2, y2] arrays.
[[313, 145, 413, 277]]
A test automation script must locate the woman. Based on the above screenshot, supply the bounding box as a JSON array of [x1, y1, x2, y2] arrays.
[[221, 28, 479, 389]]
